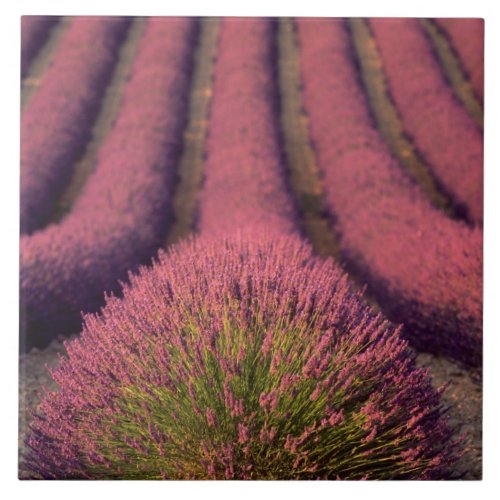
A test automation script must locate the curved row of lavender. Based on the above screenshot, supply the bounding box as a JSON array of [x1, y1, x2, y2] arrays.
[[297, 19, 482, 367], [20, 18, 198, 351], [436, 18, 484, 102], [369, 19, 483, 224], [25, 237, 459, 479], [20, 16, 58, 77], [197, 19, 297, 238], [20, 17, 130, 235]]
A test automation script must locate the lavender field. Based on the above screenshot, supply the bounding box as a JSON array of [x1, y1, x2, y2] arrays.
[[19, 16, 483, 479]]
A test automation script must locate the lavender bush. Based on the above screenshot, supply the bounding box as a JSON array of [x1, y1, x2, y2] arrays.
[[20, 18, 197, 350], [21, 16, 58, 77], [370, 19, 483, 223], [21, 17, 130, 234], [25, 236, 459, 479], [297, 19, 482, 366]]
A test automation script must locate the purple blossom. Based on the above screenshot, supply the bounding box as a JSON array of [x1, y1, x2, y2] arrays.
[[206, 408, 217, 428], [238, 423, 250, 444], [22, 17, 463, 481]]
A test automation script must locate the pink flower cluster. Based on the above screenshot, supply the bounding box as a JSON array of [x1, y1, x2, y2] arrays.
[[436, 18, 484, 101], [20, 17, 130, 234], [369, 18, 483, 223], [24, 236, 458, 479], [20, 16, 58, 77], [20, 18, 197, 350], [297, 19, 482, 366], [198, 19, 298, 239]]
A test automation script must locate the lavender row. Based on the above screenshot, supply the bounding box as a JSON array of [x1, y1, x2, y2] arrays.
[[20, 18, 197, 350], [197, 19, 298, 239], [297, 19, 482, 367], [436, 18, 484, 101], [369, 18, 483, 224], [20, 16, 58, 77], [25, 236, 458, 479], [20, 17, 130, 235]]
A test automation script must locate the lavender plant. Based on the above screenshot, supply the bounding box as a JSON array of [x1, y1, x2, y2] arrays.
[[25, 236, 459, 480]]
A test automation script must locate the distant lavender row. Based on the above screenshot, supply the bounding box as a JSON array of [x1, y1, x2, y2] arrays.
[[20, 17, 130, 235], [20, 18, 197, 350], [297, 19, 482, 366], [436, 18, 484, 101], [20, 16, 58, 77], [369, 18, 483, 224], [198, 19, 297, 238]]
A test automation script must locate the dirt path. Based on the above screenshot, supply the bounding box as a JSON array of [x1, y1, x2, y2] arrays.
[[277, 18, 343, 261], [164, 18, 220, 248], [18, 335, 77, 478]]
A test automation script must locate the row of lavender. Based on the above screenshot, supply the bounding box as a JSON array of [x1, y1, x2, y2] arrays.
[[25, 19, 459, 480], [296, 19, 482, 367], [197, 19, 298, 238], [21, 18, 131, 234], [369, 18, 483, 224], [20, 18, 197, 350]]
